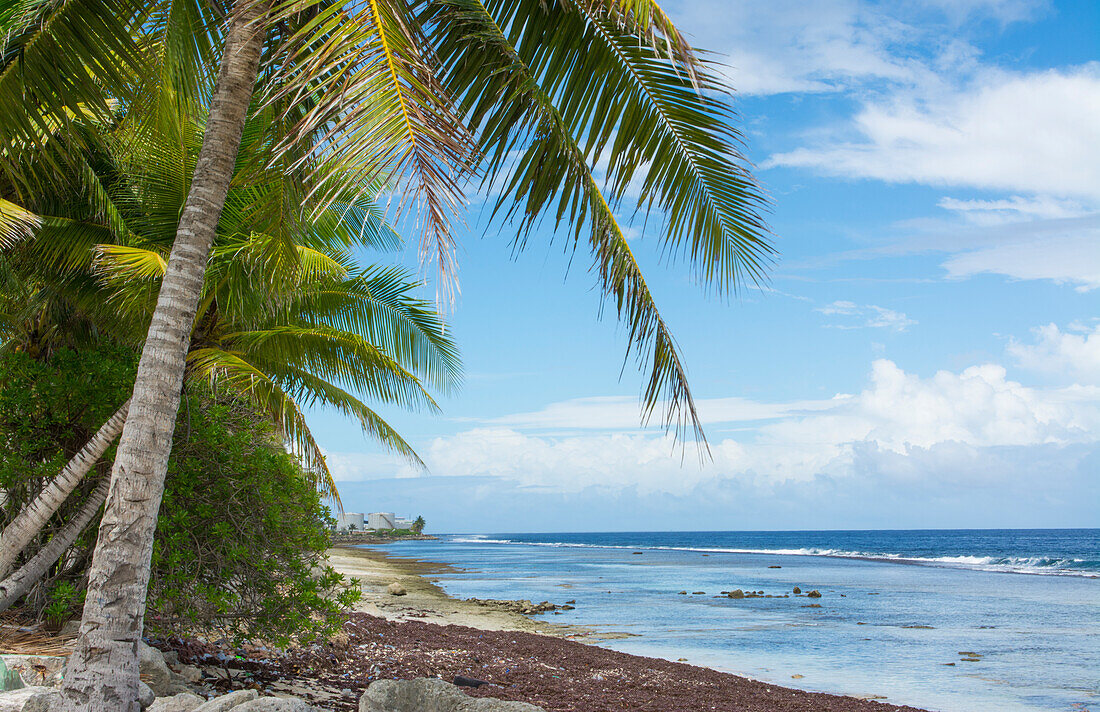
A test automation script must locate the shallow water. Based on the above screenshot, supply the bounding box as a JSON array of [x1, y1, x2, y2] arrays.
[[375, 529, 1100, 712]]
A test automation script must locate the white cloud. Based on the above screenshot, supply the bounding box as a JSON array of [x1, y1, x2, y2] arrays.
[[941, 228, 1100, 291], [765, 65, 1100, 200], [937, 196, 1092, 225], [481, 394, 842, 431], [1009, 323, 1100, 384], [815, 300, 916, 331], [422, 358, 1100, 494]]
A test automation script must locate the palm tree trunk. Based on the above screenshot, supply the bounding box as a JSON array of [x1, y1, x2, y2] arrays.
[[55, 4, 270, 710], [0, 478, 110, 613], [0, 399, 129, 579]]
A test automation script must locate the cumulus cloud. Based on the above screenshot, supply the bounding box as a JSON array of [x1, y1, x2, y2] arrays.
[[1009, 323, 1100, 384], [815, 300, 916, 331], [765, 65, 1100, 200], [420, 358, 1100, 495]]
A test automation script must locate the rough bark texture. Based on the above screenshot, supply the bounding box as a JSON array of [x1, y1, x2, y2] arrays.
[[54, 3, 271, 710], [0, 478, 110, 612], [0, 399, 130, 579]]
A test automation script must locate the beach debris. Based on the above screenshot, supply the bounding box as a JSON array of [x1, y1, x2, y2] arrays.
[[387, 583, 407, 596], [362, 677, 546, 711], [806, 590, 822, 598], [792, 587, 801, 594], [453, 675, 490, 688]]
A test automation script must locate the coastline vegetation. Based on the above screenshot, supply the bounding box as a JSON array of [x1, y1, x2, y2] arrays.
[[0, 0, 771, 707]]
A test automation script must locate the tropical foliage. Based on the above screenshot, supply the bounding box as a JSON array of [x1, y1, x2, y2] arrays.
[[0, 345, 359, 644]]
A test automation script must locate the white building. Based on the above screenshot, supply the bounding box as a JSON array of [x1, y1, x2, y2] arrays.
[[393, 517, 415, 530], [367, 512, 396, 530], [335, 512, 364, 531]]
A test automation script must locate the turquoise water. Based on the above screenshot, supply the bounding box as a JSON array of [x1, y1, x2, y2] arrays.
[[375, 529, 1099, 712]]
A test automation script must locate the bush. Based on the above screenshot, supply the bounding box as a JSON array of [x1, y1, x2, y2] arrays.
[[0, 345, 359, 643], [149, 390, 360, 645]]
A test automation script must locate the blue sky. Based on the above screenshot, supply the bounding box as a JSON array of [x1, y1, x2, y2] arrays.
[[317, 0, 1099, 532]]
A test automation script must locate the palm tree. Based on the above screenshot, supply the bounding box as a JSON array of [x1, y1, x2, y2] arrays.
[[3, 0, 772, 706], [0, 110, 459, 597]]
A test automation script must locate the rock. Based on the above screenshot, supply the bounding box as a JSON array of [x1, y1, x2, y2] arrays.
[[564, 600, 575, 605], [0, 687, 57, 712], [150, 693, 206, 712], [677, 591, 687, 595], [177, 665, 204, 684], [193, 689, 260, 712], [361, 678, 546, 712], [234, 699, 316, 712], [58, 620, 81, 638], [790, 674, 804, 679], [691, 591, 705, 595], [139, 681, 157, 709], [728, 589, 744, 599], [0, 656, 66, 688], [768, 565, 782, 569], [792, 586, 801, 594], [140, 641, 176, 697], [0, 661, 23, 692], [806, 590, 821, 598], [387, 582, 407, 596]]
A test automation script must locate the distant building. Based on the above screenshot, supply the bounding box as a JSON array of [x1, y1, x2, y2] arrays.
[[335, 512, 364, 531], [367, 512, 396, 530], [393, 517, 415, 530]]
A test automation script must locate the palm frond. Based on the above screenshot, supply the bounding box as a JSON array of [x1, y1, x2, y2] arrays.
[[265, 0, 478, 298], [427, 0, 710, 442]]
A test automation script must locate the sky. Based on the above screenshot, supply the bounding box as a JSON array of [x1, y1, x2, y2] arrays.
[[315, 0, 1099, 533]]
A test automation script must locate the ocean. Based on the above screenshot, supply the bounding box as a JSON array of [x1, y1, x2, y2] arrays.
[[376, 529, 1099, 712]]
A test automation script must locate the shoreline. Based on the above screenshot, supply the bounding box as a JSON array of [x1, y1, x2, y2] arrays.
[[327, 544, 609, 640], [324, 543, 929, 712]]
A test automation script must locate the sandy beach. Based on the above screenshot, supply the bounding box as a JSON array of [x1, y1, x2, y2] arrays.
[[266, 544, 930, 712]]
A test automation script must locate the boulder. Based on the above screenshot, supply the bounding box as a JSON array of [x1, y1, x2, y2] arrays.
[[387, 582, 407, 596], [0, 687, 56, 712], [193, 689, 260, 712], [806, 590, 822, 598], [139, 681, 156, 709], [150, 693, 205, 712], [234, 699, 317, 712], [140, 641, 175, 697], [792, 586, 801, 594], [728, 589, 744, 599], [360, 678, 546, 712], [0, 656, 65, 688]]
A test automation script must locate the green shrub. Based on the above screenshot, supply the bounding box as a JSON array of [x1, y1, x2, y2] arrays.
[[0, 345, 359, 644], [149, 390, 360, 645]]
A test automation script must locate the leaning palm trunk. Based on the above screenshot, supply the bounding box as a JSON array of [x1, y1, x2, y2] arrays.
[[0, 400, 129, 579], [0, 478, 110, 613], [55, 4, 270, 710]]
